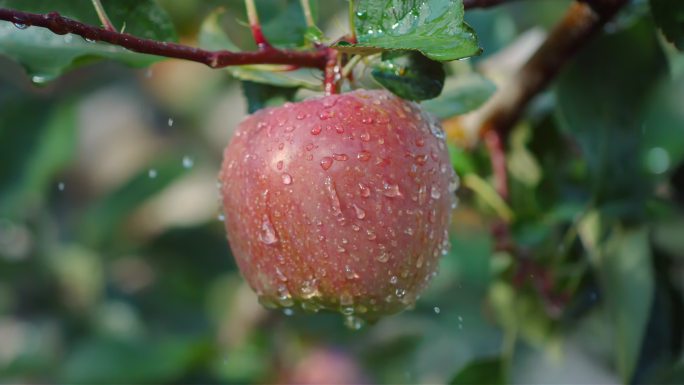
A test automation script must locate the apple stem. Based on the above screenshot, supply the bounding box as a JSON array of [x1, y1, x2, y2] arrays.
[[245, 0, 273, 50], [90, 0, 116, 32], [0, 8, 328, 70], [323, 50, 341, 96]]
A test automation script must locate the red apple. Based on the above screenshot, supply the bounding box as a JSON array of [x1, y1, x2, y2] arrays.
[[219, 89, 457, 323]]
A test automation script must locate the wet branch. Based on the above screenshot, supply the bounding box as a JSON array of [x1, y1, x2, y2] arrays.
[[0, 8, 329, 69]]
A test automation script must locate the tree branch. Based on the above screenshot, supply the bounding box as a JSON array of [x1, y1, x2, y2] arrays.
[[474, 0, 628, 139], [0, 8, 328, 70]]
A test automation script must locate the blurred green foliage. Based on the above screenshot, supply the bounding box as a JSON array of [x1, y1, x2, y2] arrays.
[[0, 0, 683, 384]]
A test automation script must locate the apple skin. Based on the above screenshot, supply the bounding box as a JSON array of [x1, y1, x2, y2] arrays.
[[219, 89, 457, 322]]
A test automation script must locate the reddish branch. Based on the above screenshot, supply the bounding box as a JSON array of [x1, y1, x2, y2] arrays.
[[0, 8, 328, 70]]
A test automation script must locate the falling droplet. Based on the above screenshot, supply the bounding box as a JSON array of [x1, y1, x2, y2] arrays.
[[182, 156, 194, 169], [323, 97, 337, 108], [320, 156, 333, 170], [352, 204, 366, 220], [344, 315, 363, 330], [258, 215, 278, 245], [57, 182, 65, 191], [360, 132, 371, 142], [168, 118, 174, 127], [390, 275, 398, 285], [148, 169, 158, 179], [415, 138, 426, 147], [283, 308, 294, 316], [281, 173, 293, 185], [296, 112, 306, 120], [318, 110, 333, 120], [434, 306, 441, 314], [325, 176, 343, 218]]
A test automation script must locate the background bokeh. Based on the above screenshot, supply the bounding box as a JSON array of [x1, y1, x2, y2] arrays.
[[1, 0, 683, 384]]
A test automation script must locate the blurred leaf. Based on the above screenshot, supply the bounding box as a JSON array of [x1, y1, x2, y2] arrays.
[[642, 74, 684, 176], [78, 158, 185, 248], [450, 356, 505, 385], [588, 224, 655, 383], [241, 80, 298, 113], [422, 72, 496, 118], [448, 143, 477, 175], [650, 0, 684, 50], [61, 336, 208, 383], [349, 0, 480, 61], [371, 51, 445, 101], [0, 94, 76, 217], [507, 124, 541, 188], [198, 8, 321, 90], [0, 0, 176, 81], [259, 0, 315, 48], [555, 19, 667, 210]]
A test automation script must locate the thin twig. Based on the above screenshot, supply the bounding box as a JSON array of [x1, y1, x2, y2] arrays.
[[90, 0, 115, 32], [484, 129, 509, 200], [324, 49, 341, 95], [300, 0, 316, 28], [245, 0, 271, 49], [0, 8, 328, 69], [475, 0, 628, 139]]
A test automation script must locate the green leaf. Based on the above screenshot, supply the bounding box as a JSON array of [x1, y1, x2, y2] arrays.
[[241, 80, 298, 113], [450, 357, 506, 385], [0, 89, 76, 217], [78, 158, 185, 248], [422, 72, 496, 118], [371, 51, 445, 101], [0, 1, 177, 81], [259, 0, 315, 48], [198, 8, 321, 90], [349, 0, 480, 61], [555, 19, 667, 209], [595, 225, 655, 383], [650, 0, 684, 51]]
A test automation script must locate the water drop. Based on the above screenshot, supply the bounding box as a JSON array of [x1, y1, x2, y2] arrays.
[[358, 183, 371, 198], [14, 22, 28, 30], [415, 138, 425, 147], [320, 156, 333, 170], [182, 155, 194, 169], [434, 306, 441, 314], [430, 186, 441, 199], [332, 153, 348, 161], [57, 182, 65, 191], [148, 169, 158, 178], [323, 97, 337, 108], [258, 215, 278, 245], [281, 173, 293, 185], [344, 265, 359, 280], [395, 288, 406, 298], [311, 126, 322, 135], [418, 185, 427, 205], [376, 252, 389, 263], [382, 181, 402, 198], [217, 213, 225, 222], [352, 204, 366, 220], [340, 292, 354, 306], [357, 150, 371, 162], [646, 147, 670, 174], [167, 118, 174, 127]]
